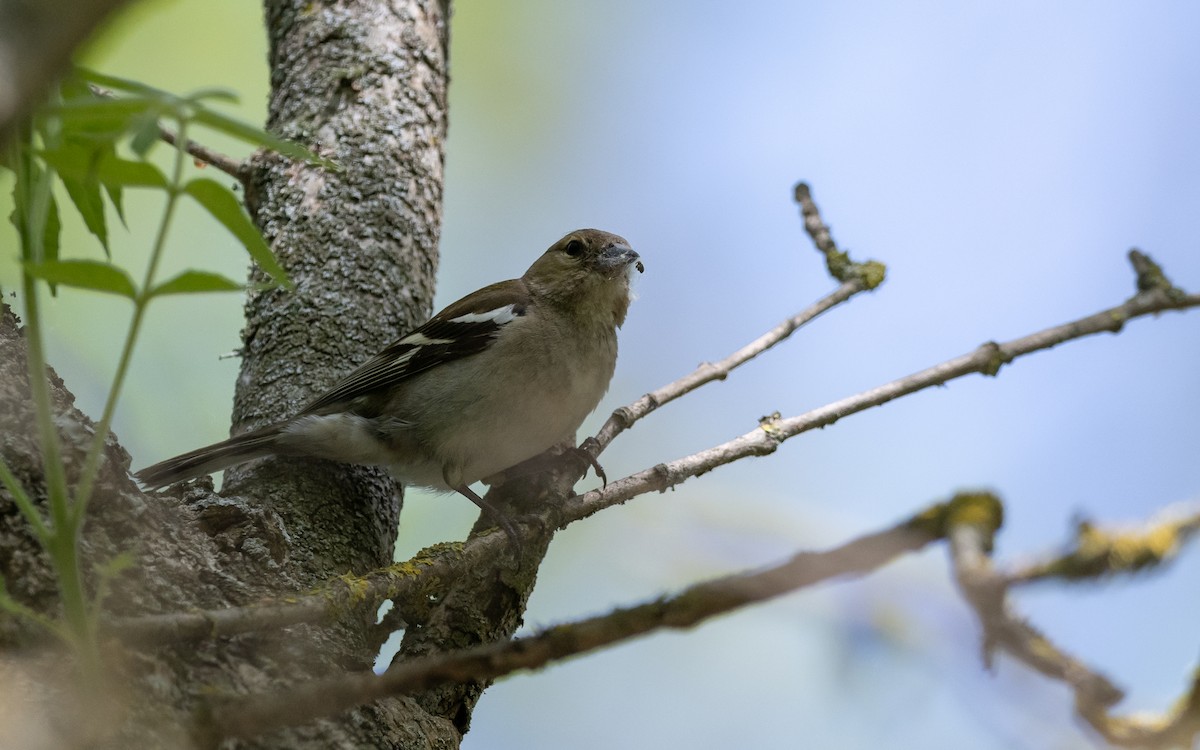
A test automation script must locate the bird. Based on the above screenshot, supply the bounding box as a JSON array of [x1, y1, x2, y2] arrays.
[[135, 229, 643, 544]]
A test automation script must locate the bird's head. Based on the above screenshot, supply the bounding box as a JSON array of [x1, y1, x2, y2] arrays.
[[524, 229, 643, 326]]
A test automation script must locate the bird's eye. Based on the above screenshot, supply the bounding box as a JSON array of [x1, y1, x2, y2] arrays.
[[563, 239, 584, 257]]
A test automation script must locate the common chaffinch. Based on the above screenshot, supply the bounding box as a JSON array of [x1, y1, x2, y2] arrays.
[[136, 229, 642, 540]]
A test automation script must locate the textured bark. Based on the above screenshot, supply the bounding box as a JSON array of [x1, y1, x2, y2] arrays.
[[229, 0, 453, 589], [236, 3, 566, 737], [196, 0, 461, 744], [393, 468, 566, 734], [0, 0, 503, 747]]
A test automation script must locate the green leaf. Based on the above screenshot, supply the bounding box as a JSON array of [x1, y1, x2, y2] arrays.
[[10, 153, 58, 266], [44, 194, 61, 268], [190, 108, 336, 170], [24, 260, 138, 299], [38, 140, 92, 173], [58, 170, 109, 256], [103, 168, 125, 226], [182, 178, 292, 289], [106, 186, 126, 225], [40, 139, 137, 220], [73, 67, 174, 100], [186, 88, 239, 104], [97, 550, 136, 578], [97, 156, 169, 189], [58, 73, 93, 102], [46, 96, 161, 131], [129, 112, 162, 157], [150, 270, 244, 297], [8, 166, 29, 257], [88, 550, 138, 619], [41, 148, 169, 190], [47, 72, 169, 147]]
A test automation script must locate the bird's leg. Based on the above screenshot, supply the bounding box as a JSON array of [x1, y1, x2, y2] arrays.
[[569, 437, 607, 487], [483, 440, 607, 490], [455, 484, 521, 551]]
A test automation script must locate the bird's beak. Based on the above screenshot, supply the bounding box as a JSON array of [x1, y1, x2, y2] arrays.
[[599, 245, 643, 275]]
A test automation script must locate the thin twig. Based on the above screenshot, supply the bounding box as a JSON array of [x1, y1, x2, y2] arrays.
[[794, 181, 886, 288], [104, 549, 467, 646], [1006, 502, 1200, 585], [113, 189, 881, 644], [593, 182, 883, 451], [109, 254, 1200, 646], [594, 279, 866, 449], [196, 490, 1200, 747], [201, 495, 969, 743], [87, 84, 247, 180], [947, 499, 1200, 749], [564, 276, 1200, 526], [157, 123, 247, 181], [946, 500, 1122, 698]]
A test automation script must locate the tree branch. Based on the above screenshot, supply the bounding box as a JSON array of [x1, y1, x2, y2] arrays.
[[794, 181, 887, 288], [156, 122, 247, 181], [594, 183, 883, 451], [1006, 502, 1200, 585], [947, 498, 1200, 749], [88, 84, 249, 181], [594, 278, 865, 450], [208, 488, 1200, 747], [563, 254, 1200, 526], [103, 546, 476, 646], [201, 494, 975, 743], [106, 251, 1200, 647], [111, 185, 883, 645]]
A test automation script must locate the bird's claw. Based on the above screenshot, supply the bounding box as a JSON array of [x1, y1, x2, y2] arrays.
[[570, 438, 607, 487]]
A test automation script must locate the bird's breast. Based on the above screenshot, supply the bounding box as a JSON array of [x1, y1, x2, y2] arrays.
[[381, 317, 618, 487]]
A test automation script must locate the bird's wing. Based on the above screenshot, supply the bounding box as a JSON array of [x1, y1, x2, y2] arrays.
[[300, 279, 529, 415]]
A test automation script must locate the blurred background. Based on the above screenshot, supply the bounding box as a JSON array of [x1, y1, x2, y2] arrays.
[[2, 1, 1199, 747]]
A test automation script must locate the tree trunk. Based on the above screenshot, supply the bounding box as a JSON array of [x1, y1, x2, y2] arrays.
[[0, 1, 536, 747]]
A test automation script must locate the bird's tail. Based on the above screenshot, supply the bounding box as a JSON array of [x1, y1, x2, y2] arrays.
[[134, 424, 285, 490]]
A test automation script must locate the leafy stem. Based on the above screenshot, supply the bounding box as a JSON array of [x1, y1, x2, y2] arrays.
[[8, 123, 98, 669], [1, 68, 306, 679], [72, 118, 192, 521]]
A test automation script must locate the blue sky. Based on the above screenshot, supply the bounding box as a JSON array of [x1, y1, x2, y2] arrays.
[[2, 1, 1198, 747], [434, 6, 1200, 743]]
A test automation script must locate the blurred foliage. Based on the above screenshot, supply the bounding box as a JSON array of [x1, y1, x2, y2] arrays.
[[0, 62, 321, 676]]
